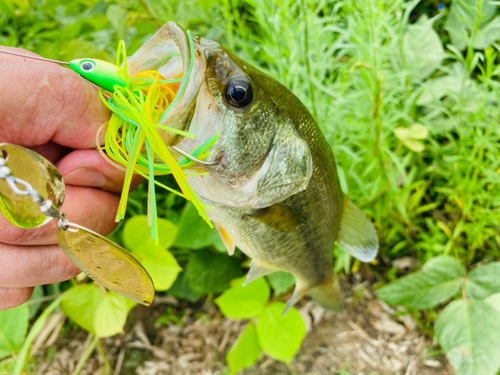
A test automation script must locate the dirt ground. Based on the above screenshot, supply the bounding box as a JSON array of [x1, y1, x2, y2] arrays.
[[34, 277, 453, 375]]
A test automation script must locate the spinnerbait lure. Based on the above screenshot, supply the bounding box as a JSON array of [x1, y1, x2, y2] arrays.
[[0, 144, 155, 305]]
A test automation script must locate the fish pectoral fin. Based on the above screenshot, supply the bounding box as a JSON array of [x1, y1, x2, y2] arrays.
[[243, 260, 277, 286], [308, 273, 344, 314], [249, 204, 306, 232], [214, 223, 235, 256], [338, 195, 379, 262]]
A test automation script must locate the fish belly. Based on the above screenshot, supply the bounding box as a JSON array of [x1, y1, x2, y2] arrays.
[[202, 178, 338, 289]]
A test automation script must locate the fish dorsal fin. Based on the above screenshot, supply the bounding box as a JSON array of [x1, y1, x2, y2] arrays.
[[214, 223, 235, 256], [243, 260, 277, 286], [338, 196, 379, 262], [250, 204, 306, 232]]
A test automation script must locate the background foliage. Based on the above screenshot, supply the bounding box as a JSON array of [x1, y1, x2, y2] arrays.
[[2, 0, 500, 374]]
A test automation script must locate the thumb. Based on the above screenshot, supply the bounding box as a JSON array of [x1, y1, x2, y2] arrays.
[[0, 48, 109, 149]]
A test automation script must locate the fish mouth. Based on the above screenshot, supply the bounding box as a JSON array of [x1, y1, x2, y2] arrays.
[[126, 22, 205, 145]]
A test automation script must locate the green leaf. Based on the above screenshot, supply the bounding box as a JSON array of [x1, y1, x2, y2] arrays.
[[393, 124, 429, 153], [267, 272, 296, 296], [485, 293, 500, 313], [435, 299, 500, 375], [168, 270, 202, 302], [465, 262, 500, 299], [28, 286, 44, 319], [64, 40, 111, 61], [227, 322, 262, 374], [445, 0, 497, 50], [106, 4, 127, 39], [416, 75, 462, 106], [62, 286, 130, 337], [123, 216, 182, 291], [60, 284, 105, 333], [0, 304, 29, 359], [0, 0, 15, 18], [406, 123, 429, 139], [123, 215, 178, 250], [474, 16, 500, 49], [216, 277, 270, 319], [0, 357, 15, 373], [125, 298, 138, 312], [200, 0, 218, 13], [184, 249, 243, 295], [404, 15, 444, 81], [401, 139, 425, 152], [132, 244, 182, 291], [377, 255, 464, 309], [334, 245, 352, 274], [256, 302, 306, 363], [173, 203, 225, 252], [93, 293, 128, 338]]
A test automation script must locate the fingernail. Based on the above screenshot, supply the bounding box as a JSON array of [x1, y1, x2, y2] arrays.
[[63, 169, 106, 188]]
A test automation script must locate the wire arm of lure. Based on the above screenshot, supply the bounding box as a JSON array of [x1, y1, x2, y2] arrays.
[[0, 49, 70, 65], [0, 49, 126, 93], [171, 146, 219, 166]]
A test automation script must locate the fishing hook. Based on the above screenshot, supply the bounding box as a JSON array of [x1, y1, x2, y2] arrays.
[[171, 146, 218, 166]]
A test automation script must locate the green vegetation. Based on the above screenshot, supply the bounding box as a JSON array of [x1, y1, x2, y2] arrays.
[[2, 0, 500, 373], [216, 277, 306, 373]]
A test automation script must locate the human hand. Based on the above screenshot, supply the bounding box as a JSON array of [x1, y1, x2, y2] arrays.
[[0, 47, 141, 310]]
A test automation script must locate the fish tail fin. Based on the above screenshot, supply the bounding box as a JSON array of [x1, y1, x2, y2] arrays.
[[338, 195, 379, 262], [308, 273, 344, 314]]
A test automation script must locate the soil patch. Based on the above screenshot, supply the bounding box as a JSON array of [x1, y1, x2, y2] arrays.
[[35, 279, 453, 375]]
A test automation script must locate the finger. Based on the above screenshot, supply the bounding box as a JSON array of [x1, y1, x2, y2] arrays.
[[0, 287, 34, 311], [0, 242, 79, 288], [0, 185, 120, 246], [30, 141, 68, 165], [0, 58, 109, 149], [57, 149, 143, 194]]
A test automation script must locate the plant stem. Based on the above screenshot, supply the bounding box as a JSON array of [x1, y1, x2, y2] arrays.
[[97, 340, 111, 375], [301, 0, 318, 121], [72, 334, 99, 375], [137, 0, 162, 28], [222, 0, 235, 51], [14, 295, 64, 375], [458, 0, 484, 126], [24, 294, 61, 306]]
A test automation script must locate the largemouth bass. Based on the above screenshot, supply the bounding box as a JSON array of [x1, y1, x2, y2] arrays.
[[127, 22, 379, 312]]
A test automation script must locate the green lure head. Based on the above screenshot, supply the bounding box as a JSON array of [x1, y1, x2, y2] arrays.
[[69, 58, 128, 93]]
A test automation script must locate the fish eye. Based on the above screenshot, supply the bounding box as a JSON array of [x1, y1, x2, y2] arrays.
[[226, 80, 253, 108], [80, 61, 95, 72]]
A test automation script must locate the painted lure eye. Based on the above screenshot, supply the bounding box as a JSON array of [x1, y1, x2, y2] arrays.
[[80, 61, 95, 72], [226, 80, 253, 108]]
